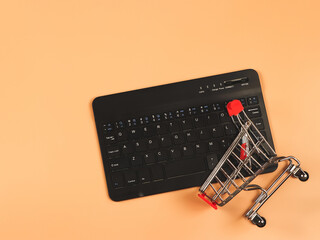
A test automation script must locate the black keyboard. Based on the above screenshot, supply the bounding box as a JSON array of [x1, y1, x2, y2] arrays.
[[92, 69, 277, 201]]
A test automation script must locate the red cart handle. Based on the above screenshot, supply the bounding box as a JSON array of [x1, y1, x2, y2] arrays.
[[198, 193, 218, 209], [227, 99, 244, 117]]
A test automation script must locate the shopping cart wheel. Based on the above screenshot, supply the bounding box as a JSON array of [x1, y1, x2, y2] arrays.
[[295, 170, 309, 182], [251, 215, 266, 228]]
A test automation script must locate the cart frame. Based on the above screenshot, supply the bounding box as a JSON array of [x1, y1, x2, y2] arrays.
[[198, 100, 309, 227]]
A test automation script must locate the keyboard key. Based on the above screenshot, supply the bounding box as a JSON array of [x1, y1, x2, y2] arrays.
[[246, 106, 261, 118], [115, 121, 125, 129], [127, 118, 138, 127], [151, 114, 162, 122], [155, 113, 162, 121], [252, 118, 264, 130], [207, 153, 219, 170], [138, 168, 151, 183], [160, 135, 172, 147], [206, 113, 220, 125], [124, 171, 137, 185], [240, 98, 247, 106], [211, 126, 224, 138], [208, 140, 218, 152], [252, 131, 267, 141], [115, 130, 128, 142], [134, 139, 147, 152], [168, 121, 181, 132], [107, 145, 121, 159], [150, 165, 164, 181], [102, 123, 113, 132], [175, 109, 185, 118], [199, 105, 209, 113], [147, 137, 159, 150], [142, 125, 156, 137], [193, 116, 206, 128], [195, 142, 207, 154], [247, 96, 259, 105], [188, 106, 198, 115], [144, 152, 156, 164], [104, 134, 116, 145], [212, 103, 222, 111], [129, 155, 143, 166], [199, 128, 210, 140], [186, 130, 198, 142], [181, 118, 193, 130], [169, 147, 181, 160], [149, 115, 155, 123], [156, 150, 169, 162], [173, 133, 185, 145], [220, 138, 231, 150], [219, 111, 231, 122], [165, 158, 206, 178], [109, 158, 130, 171], [111, 172, 124, 188], [224, 123, 237, 135], [163, 112, 174, 120], [139, 116, 150, 125], [156, 123, 169, 135], [121, 142, 134, 155], [129, 128, 142, 139], [182, 144, 195, 157]]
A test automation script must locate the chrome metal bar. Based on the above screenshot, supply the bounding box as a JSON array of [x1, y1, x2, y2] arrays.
[[226, 159, 247, 181], [209, 183, 224, 201], [199, 124, 249, 191]]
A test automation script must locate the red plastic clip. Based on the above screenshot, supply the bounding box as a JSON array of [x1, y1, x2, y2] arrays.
[[198, 193, 218, 209], [227, 99, 244, 117], [240, 143, 247, 160]]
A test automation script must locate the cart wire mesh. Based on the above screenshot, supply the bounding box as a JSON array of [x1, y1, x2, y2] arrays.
[[198, 100, 309, 227]]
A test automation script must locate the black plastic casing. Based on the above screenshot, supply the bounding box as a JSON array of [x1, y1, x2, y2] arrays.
[[93, 69, 277, 201]]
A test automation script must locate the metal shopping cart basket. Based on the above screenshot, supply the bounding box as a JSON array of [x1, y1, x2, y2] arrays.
[[198, 100, 309, 227]]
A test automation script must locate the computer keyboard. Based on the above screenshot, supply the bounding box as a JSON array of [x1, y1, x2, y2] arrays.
[[93, 69, 276, 201]]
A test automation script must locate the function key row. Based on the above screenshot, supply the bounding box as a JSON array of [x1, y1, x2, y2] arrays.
[[103, 97, 259, 131]]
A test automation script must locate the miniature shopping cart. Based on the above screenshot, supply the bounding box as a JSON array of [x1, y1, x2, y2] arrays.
[[198, 100, 309, 227]]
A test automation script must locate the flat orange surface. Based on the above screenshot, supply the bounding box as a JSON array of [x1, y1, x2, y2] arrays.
[[1, 1, 319, 239]]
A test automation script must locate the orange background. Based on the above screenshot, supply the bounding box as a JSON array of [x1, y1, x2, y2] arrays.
[[1, 1, 320, 239]]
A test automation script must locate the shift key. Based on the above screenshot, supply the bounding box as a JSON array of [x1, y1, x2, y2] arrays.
[[165, 158, 206, 178]]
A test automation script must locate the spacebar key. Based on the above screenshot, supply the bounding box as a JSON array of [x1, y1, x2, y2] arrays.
[[165, 158, 206, 178]]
